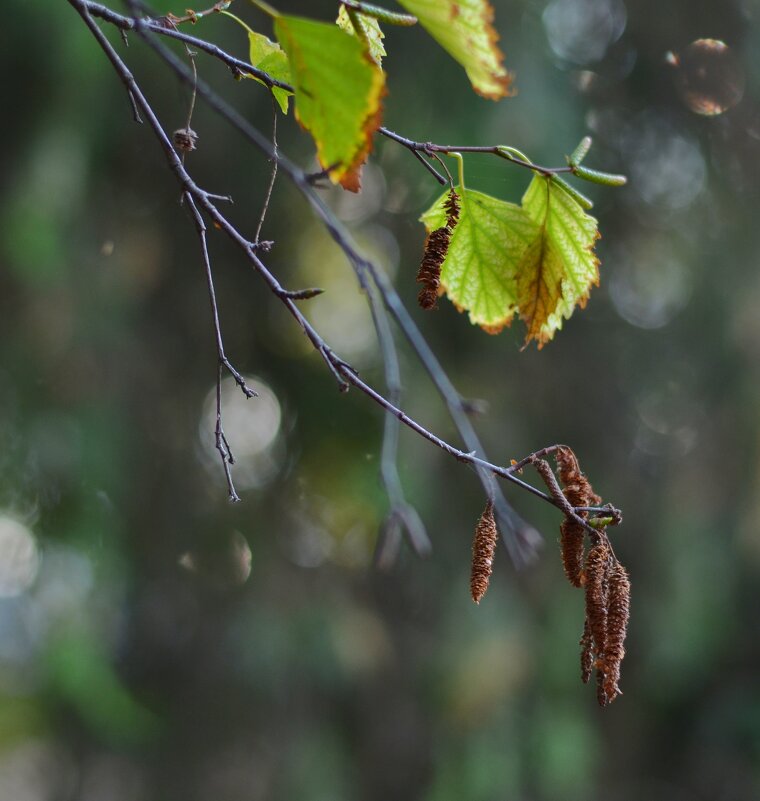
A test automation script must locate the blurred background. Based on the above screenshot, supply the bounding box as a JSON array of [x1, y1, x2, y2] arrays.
[[2, 0, 760, 798]]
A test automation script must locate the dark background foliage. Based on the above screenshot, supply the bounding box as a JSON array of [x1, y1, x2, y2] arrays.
[[1, 0, 759, 798]]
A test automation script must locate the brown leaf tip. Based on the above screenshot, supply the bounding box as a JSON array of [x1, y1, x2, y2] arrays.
[[417, 189, 460, 310], [470, 499, 498, 603]]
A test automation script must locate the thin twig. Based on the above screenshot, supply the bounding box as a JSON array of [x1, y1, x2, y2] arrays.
[[165, 0, 231, 25], [69, 0, 621, 563], [428, 151, 455, 186], [83, 2, 574, 180], [184, 191, 255, 502], [184, 47, 197, 133], [410, 149, 446, 185], [85, 1, 292, 89], [366, 281, 431, 562], [377, 127, 574, 177], [215, 362, 240, 501], [107, 0, 540, 563], [184, 193, 256, 399], [254, 96, 279, 246], [127, 89, 143, 123]]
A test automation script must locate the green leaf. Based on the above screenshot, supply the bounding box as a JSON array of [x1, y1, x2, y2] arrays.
[[274, 14, 385, 191], [517, 175, 600, 347], [247, 31, 292, 113], [220, 11, 293, 113], [396, 0, 512, 99], [420, 187, 538, 332], [336, 5, 386, 66]]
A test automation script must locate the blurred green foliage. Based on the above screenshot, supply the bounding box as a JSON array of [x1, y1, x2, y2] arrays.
[[1, 0, 760, 799]]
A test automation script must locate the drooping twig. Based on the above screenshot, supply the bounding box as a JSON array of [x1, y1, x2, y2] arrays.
[[184, 193, 256, 400], [82, 2, 578, 183], [164, 0, 231, 26], [84, 1, 292, 90], [254, 96, 279, 248], [184, 192, 256, 501], [366, 281, 431, 564], [68, 0, 620, 565], [127, 88, 143, 123], [105, 0, 541, 563], [377, 127, 575, 178]]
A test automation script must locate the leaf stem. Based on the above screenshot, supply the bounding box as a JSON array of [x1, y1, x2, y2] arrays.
[[219, 9, 256, 36], [449, 152, 465, 191], [341, 0, 417, 26], [246, 0, 279, 19]]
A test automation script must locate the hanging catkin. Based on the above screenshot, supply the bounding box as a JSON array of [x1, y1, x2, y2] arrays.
[[579, 617, 594, 685], [601, 560, 631, 702], [417, 189, 460, 310], [556, 446, 601, 507], [583, 540, 610, 660], [560, 519, 586, 588], [555, 447, 600, 588], [470, 500, 498, 604], [595, 666, 608, 707]]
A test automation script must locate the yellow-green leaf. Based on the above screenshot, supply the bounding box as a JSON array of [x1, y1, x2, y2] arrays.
[[420, 187, 538, 332], [517, 175, 600, 347], [274, 14, 385, 191], [247, 31, 292, 113], [336, 5, 386, 66], [221, 11, 293, 113], [396, 0, 512, 99]]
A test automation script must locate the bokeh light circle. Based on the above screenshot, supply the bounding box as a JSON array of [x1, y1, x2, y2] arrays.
[[668, 39, 745, 116]]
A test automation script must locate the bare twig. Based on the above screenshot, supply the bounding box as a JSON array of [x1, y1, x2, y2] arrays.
[[254, 96, 279, 246], [68, 0, 621, 565], [366, 282, 431, 563], [183, 192, 256, 500], [102, 0, 541, 563], [410, 149, 446, 185], [127, 89, 143, 123], [164, 0, 231, 25], [84, 1, 292, 89], [82, 2, 575, 180], [377, 127, 574, 177]]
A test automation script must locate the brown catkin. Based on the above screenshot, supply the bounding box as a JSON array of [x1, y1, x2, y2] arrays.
[[555, 447, 601, 589], [470, 500, 498, 604], [580, 617, 594, 684], [417, 189, 460, 310], [560, 518, 586, 588], [556, 446, 601, 508], [602, 560, 631, 702], [584, 540, 610, 659], [595, 667, 608, 707]]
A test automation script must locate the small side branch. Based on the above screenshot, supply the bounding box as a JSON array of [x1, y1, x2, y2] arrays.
[[70, 0, 623, 563], [184, 192, 256, 501], [366, 283, 431, 565], [254, 98, 279, 247], [378, 127, 574, 178]]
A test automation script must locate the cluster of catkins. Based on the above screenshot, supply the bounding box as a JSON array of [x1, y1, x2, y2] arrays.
[[468, 447, 630, 707], [556, 447, 630, 706], [416, 188, 460, 310]]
